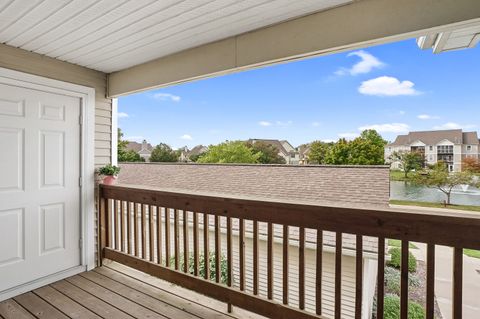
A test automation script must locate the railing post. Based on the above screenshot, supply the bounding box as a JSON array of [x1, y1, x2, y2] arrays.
[[98, 185, 108, 266]]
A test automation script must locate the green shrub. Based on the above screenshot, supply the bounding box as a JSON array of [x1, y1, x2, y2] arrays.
[[387, 247, 417, 272], [384, 266, 420, 295], [98, 164, 120, 176], [384, 294, 425, 319], [169, 252, 229, 284]]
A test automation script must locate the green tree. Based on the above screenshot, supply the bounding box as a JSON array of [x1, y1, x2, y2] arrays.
[[189, 152, 206, 162], [246, 141, 286, 164], [348, 130, 387, 165], [389, 151, 424, 178], [308, 141, 331, 164], [117, 128, 144, 162], [150, 143, 179, 162], [197, 141, 261, 164], [325, 138, 351, 164], [412, 162, 479, 204]]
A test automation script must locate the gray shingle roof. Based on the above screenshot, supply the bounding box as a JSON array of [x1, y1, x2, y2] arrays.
[[117, 163, 390, 253], [388, 129, 479, 146]]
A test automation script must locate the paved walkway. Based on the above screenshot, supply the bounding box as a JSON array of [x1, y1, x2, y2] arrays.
[[391, 204, 480, 319]]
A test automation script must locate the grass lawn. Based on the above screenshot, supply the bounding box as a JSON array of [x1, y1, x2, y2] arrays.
[[463, 249, 480, 259], [388, 239, 418, 249], [390, 170, 411, 181], [390, 199, 480, 212]]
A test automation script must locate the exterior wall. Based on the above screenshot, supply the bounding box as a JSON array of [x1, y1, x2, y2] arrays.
[[0, 44, 112, 168]]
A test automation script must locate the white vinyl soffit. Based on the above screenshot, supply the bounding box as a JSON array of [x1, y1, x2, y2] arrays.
[[0, 0, 352, 73]]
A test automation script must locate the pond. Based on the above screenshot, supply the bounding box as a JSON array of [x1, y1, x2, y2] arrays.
[[390, 181, 480, 206]]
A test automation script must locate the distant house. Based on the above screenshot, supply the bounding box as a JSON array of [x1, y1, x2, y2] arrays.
[[248, 139, 300, 164], [126, 139, 154, 162], [179, 145, 208, 162], [297, 144, 311, 165], [385, 129, 480, 172]]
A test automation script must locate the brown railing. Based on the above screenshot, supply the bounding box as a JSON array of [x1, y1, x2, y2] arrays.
[[98, 184, 480, 319]]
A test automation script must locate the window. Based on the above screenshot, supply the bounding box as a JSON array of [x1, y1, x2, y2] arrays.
[[429, 146, 433, 151], [437, 145, 453, 154], [467, 145, 472, 151]]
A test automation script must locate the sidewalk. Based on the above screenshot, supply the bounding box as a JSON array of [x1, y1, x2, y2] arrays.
[[391, 204, 480, 319]]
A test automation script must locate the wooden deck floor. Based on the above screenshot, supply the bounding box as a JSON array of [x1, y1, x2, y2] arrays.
[[0, 261, 264, 319]]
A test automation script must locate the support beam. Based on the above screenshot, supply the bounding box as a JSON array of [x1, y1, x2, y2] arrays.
[[108, 0, 480, 97]]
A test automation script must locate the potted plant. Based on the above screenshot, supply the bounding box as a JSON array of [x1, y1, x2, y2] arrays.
[[98, 164, 121, 185]]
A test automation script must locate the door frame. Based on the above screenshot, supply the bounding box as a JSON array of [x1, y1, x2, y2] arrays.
[[0, 67, 96, 299]]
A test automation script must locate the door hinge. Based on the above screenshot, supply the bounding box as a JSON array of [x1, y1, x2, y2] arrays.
[[79, 177, 82, 187]]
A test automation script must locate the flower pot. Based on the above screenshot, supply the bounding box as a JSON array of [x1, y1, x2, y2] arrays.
[[102, 175, 117, 185]]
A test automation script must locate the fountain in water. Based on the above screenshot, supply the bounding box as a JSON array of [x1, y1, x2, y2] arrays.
[[460, 184, 470, 192]]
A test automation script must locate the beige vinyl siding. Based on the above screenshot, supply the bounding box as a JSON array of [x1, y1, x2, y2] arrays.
[[0, 44, 112, 167]]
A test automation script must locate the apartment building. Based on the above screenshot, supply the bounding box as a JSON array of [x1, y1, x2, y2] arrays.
[[385, 129, 480, 172]]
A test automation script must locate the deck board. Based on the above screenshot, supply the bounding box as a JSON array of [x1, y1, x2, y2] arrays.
[[1, 262, 263, 319], [0, 299, 36, 319]]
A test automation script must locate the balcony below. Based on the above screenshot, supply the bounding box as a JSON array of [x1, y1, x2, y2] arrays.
[[0, 261, 262, 319]]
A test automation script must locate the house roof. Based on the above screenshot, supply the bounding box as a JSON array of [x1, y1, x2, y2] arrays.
[[117, 163, 390, 253], [126, 141, 153, 153], [388, 129, 479, 146], [188, 145, 208, 157], [248, 139, 292, 156]]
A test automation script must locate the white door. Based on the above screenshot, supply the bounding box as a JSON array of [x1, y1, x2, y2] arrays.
[[0, 82, 81, 292]]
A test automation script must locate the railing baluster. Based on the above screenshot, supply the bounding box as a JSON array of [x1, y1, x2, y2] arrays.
[[107, 198, 112, 249], [426, 244, 435, 319], [401, 240, 409, 319], [114, 200, 119, 250], [453, 247, 463, 319], [165, 208, 171, 267], [355, 235, 363, 319], [204, 213, 210, 280], [267, 222, 273, 300], [316, 229, 323, 316], [377, 237, 385, 319], [157, 206, 162, 265], [141, 204, 146, 259], [193, 212, 199, 276], [174, 209, 179, 270], [335, 232, 342, 319], [183, 210, 189, 273], [120, 201, 125, 252], [253, 220, 259, 295], [149, 205, 155, 262], [239, 218, 245, 291], [299, 227, 305, 310], [126, 202, 131, 255], [98, 195, 107, 265], [215, 215, 220, 283], [134, 203, 139, 257], [227, 216, 233, 313], [283, 225, 289, 305]]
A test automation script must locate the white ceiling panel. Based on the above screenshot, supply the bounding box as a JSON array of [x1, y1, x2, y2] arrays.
[[0, 0, 352, 73]]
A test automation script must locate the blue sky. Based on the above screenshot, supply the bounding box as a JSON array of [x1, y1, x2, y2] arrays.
[[118, 38, 480, 149]]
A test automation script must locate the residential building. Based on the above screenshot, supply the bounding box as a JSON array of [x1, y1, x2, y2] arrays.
[[385, 129, 480, 172], [179, 145, 209, 162], [1, 2, 479, 319], [126, 139, 153, 162], [248, 139, 300, 164]]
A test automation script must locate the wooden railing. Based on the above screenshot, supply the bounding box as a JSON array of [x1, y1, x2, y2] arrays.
[[98, 184, 480, 319]]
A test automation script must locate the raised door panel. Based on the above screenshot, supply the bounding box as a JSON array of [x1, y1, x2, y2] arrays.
[[0, 208, 24, 266], [39, 203, 65, 255], [40, 131, 64, 188], [0, 97, 24, 117], [0, 128, 23, 192]]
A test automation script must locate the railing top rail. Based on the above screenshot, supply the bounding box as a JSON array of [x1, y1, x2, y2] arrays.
[[100, 184, 480, 249]]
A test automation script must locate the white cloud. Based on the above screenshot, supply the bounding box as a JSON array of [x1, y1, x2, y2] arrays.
[[321, 139, 336, 143], [124, 136, 144, 142], [398, 111, 406, 115], [276, 120, 292, 127], [335, 50, 384, 76], [417, 114, 440, 120], [153, 92, 181, 102], [358, 76, 420, 96], [117, 112, 129, 118], [338, 132, 359, 140], [359, 123, 410, 133], [259, 121, 272, 126], [433, 122, 476, 130], [312, 122, 321, 127], [180, 134, 193, 140]]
